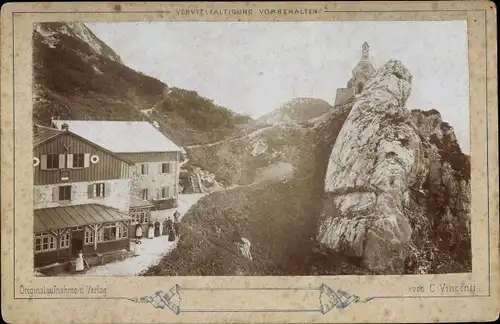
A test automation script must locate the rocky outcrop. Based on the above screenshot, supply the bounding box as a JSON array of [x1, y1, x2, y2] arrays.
[[318, 60, 423, 274], [404, 109, 471, 274]]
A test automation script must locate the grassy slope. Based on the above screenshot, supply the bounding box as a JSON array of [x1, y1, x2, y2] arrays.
[[33, 22, 253, 146], [143, 179, 368, 276]]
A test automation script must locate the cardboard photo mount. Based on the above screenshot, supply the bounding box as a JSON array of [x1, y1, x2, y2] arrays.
[[1, 1, 498, 323]]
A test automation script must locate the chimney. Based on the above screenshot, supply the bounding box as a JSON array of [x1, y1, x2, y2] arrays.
[[61, 123, 69, 131]]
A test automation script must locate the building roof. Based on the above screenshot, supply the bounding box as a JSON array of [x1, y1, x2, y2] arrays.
[[129, 196, 154, 208], [33, 125, 134, 165], [33, 125, 64, 146], [34, 204, 132, 233], [52, 120, 182, 153]]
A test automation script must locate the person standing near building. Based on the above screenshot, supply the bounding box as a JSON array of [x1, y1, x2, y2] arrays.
[[173, 210, 181, 238], [135, 223, 143, 239], [147, 222, 154, 239]]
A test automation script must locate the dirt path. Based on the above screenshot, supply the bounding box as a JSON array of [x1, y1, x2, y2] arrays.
[[186, 125, 274, 149], [69, 193, 206, 277]]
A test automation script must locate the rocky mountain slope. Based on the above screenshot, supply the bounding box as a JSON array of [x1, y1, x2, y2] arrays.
[[258, 98, 334, 125], [33, 22, 253, 146], [148, 59, 471, 276], [185, 121, 316, 186]]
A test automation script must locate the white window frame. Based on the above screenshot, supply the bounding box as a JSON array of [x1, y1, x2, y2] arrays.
[[95, 183, 105, 198], [34, 232, 56, 253], [130, 208, 149, 225], [119, 223, 128, 239], [84, 228, 95, 245], [161, 186, 169, 198], [97, 222, 127, 242], [140, 164, 148, 175], [59, 232, 70, 249]]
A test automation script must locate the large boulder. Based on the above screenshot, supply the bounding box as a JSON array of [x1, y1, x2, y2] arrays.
[[317, 60, 424, 274]]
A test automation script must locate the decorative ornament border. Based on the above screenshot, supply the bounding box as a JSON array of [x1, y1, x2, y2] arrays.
[[127, 284, 374, 315]]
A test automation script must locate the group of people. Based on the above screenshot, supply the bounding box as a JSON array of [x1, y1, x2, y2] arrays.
[[134, 210, 181, 243]]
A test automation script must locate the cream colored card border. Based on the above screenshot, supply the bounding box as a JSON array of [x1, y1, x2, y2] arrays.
[[1, 1, 498, 323]]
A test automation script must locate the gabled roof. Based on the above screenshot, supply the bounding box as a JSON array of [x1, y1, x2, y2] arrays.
[[34, 204, 132, 233], [33, 124, 64, 146], [52, 120, 182, 153], [33, 124, 133, 165]]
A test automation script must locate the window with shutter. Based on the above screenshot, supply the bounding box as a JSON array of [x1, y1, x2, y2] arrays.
[[88, 183, 106, 198], [161, 163, 170, 173], [73, 154, 85, 168], [88, 184, 94, 198], [96, 183, 105, 197], [58, 185, 71, 201], [160, 186, 170, 198], [142, 189, 148, 200], [46, 154, 59, 169], [141, 164, 148, 175]]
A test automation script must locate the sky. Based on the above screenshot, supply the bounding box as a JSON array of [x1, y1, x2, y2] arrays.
[[87, 21, 470, 152]]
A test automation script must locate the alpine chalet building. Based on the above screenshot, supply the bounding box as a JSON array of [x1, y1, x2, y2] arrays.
[[52, 120, 183, 232], [33, 124, 134, 268]]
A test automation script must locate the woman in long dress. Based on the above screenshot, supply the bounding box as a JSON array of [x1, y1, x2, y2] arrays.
[[154, 221, 160, 237], [75, 250, 85, 272], [168, 225, 176, 242], [159, 219, 164, 236], [174, 222, 181, 238], [162, 218, 168, 235], [147, 222, 154, 239], [135, 224, 143, 239]]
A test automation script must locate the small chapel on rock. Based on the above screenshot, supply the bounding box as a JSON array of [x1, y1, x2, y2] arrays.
[[334, 42, 376, 107]]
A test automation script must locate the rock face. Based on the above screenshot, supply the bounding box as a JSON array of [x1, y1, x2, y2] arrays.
[[404, 109, 471, 274], [318, 60, 421, 274]]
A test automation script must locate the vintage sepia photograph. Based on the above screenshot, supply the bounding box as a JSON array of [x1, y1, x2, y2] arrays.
[[31, 20, 472, 277]]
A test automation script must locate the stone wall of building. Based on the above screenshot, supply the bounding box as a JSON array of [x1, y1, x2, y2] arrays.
[[34, 178, 131, 213], [334, 87, 355, 107], [129, 160, 180, 201]]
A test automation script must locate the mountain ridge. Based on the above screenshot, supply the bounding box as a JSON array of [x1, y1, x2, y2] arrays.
[[258, 97, 334, 125], [33, 22, 255, 147]]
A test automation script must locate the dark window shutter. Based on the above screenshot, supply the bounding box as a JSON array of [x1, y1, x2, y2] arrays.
[[88, 184, 94, 198]]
